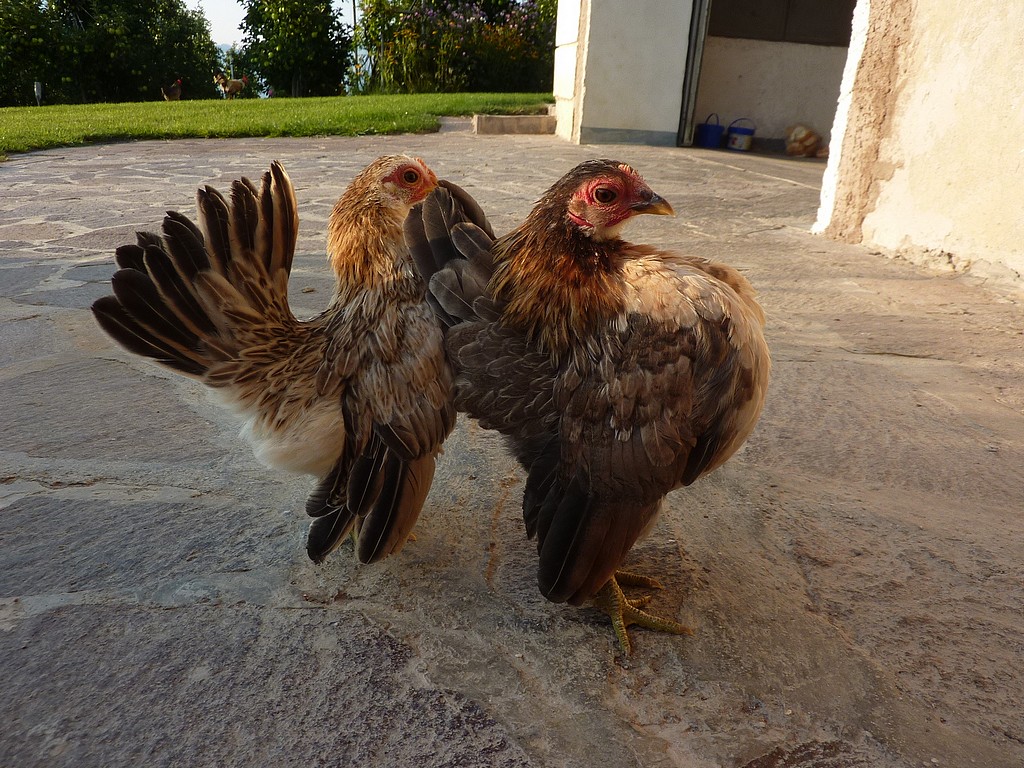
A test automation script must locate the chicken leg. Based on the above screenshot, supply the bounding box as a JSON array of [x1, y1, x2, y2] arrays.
[[593, 571, 694, 655]]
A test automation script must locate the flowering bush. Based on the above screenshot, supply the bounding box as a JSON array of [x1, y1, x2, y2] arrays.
[[355, 0, 554, 94]]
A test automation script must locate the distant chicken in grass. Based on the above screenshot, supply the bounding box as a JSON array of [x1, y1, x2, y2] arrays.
[[161, 78, 182, 101], [405, 160, 771, 653], [92, 156, 454, 564], [214, 71, 248, 99]]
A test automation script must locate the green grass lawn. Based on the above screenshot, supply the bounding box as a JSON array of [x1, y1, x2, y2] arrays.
[[0, 92, 552, 158]]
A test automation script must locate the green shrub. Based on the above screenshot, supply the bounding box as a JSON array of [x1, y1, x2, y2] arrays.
[[355, 0, 555, 94]]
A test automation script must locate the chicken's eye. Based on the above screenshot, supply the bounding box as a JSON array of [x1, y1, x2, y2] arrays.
[[593, 186, 617, 204], [402, 169, 421, 184]]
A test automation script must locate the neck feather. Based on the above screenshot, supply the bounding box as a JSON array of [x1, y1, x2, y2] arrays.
[[491, 216, 627, 352], [326, 199, 408, 291]]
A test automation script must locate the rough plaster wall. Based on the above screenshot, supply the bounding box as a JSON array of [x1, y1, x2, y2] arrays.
[[694, 37, 847, 144], [553, 0, 583, 142], [819, 0, 1024, 285], [859, 3, 1024, 282]]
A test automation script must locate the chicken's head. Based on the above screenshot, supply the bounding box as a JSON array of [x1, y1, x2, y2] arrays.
[[359, 155, 438, 213], [555, 159, 674, 241]]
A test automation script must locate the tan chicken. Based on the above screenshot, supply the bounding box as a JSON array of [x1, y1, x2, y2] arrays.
[[92, 156, 454, 564], [405, 160, 771, 653], [214, 72, 248, 99]]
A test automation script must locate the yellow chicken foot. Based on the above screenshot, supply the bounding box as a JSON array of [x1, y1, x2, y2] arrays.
[[614, 570, 663, 590], [593, 572, 694, 655]]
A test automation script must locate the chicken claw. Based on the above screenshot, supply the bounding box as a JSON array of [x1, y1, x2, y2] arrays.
[[594, 572, 693, 655], [614, 570, 664, 591]]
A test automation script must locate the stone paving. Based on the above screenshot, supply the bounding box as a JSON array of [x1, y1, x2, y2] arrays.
[[1, 131, 1023, 767]]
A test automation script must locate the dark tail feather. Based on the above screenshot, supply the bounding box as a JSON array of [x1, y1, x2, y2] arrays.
[[305, 456, 359, 564], [136, 230, 164, 251], [419, 187, 467, 273], [92, 295, 206, 376], [196, 186, 232, 278], [404, 203, 436, 290], [228, 177, 261, 270], [347, 437, 389, 516], [403, 204, 450, 322], [405, 180, 486, 280], [165, 208, 206, 247], [442, 180, 495, 240], [106, 268, 207, 361], [115, 243, 147, 272], [265, 161, 298, 279], [306, 509, 358, 565], [535, 477, 657, 606], [450, 222, 495, 272], [142, 247, 217, 338], [428, 259, 486, 325], [162, 213, 211, 280], [355, 454, 435, 564]]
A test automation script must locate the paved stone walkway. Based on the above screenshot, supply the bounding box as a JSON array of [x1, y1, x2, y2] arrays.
[[1, 132, 1022, 767]]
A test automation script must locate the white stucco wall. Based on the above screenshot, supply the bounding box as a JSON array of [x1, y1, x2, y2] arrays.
[[813, 0, 871, 237], [859, 4, 1024, 281], [694, 36, 848, 145], [553, 0, 582, 142], [554, 0, 692, 145]]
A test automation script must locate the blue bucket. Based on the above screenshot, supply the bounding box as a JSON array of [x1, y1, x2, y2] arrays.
[[726, 118, 756, 151], [694, 113, 725, 148]]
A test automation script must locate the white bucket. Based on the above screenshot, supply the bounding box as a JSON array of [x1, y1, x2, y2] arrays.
[[726, 118, 756, 151]]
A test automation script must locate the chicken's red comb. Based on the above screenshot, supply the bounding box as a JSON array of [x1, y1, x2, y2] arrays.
[[616, 163, 645, 183]]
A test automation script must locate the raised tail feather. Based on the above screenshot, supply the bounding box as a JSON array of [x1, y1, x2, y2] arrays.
[[91, 161, 299, 378], [404, 180, 498, 329]]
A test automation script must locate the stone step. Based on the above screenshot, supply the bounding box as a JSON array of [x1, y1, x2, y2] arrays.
[[472, 113, 556, 135]]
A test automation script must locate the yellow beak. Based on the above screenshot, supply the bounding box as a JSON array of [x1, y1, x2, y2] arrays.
[[632, 193, 675, 217]]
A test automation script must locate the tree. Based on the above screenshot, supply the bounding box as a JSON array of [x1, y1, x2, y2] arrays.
[[0, 0, 222, 106], [240, 0, 352, 97], [56, 0, 223, 102], [0, 0, 61, 106], [355, 0, 555, 95]]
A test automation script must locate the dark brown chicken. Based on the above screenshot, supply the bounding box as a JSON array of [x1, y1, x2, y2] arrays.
[[161, 78, 182, 101], [405, 159, 770, 653], [92, 156, 454, 565]]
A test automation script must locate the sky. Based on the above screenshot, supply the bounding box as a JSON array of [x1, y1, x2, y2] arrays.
[[185, 0, 359, 47], [185, 0, 244, 46]]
